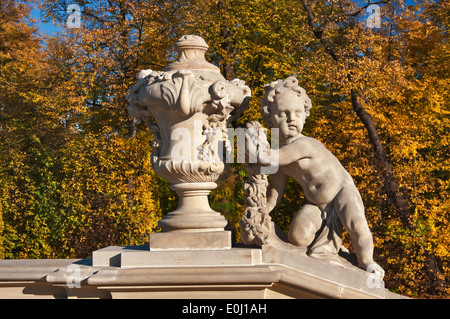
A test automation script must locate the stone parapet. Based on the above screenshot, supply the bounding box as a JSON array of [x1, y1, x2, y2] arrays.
[[0, 244, 408, 299]]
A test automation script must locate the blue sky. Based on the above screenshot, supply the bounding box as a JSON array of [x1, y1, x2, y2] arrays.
[[30, 7, 62, 36], [30, 1, 419, 37]]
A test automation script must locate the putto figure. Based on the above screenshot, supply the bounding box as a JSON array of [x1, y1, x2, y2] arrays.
[[247, 76, 384, 277]]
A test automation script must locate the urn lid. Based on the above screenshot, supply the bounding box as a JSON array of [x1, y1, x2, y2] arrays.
[[163, 35, 221, 73]]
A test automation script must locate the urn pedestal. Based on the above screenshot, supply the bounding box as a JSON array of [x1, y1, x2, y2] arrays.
[[149, 182, 231, 250]]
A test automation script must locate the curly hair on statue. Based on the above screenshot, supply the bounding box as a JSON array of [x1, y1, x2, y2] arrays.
[[260, 76, 312, 128]]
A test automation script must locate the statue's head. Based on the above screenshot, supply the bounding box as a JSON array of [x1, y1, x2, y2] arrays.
[[261, 77, 312, 141]]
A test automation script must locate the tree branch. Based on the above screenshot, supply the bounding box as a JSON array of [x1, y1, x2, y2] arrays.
[[299, 0, 340, 61]]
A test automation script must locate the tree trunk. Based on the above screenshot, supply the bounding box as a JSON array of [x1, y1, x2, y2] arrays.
[[299, 0, 411, 228], [351, 90, 411, 228], [129, 116, 137, 138]]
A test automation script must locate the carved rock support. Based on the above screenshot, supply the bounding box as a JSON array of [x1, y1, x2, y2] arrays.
[[239, 121, 278, 246]]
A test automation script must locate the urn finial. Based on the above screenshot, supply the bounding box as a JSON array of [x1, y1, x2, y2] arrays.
[[164, 35, 220, 73]]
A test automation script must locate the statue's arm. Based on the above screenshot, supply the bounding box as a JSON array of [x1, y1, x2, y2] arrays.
[[276, 139, 314, 166], [255, 138, 312, 169], [266, 171, 288, 212]]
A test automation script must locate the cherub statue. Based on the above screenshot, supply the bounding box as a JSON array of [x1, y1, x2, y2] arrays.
[[246, 76, 384, 277]]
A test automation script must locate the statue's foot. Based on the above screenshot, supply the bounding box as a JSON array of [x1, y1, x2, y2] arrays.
[[365, 262, 385, 279]]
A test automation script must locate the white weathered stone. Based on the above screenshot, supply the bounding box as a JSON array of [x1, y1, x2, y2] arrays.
[[0, 244, 407, 299], [91, 244, 260, 267], [241, 76, 385, 279], [87, 242, 385, 298], [149, 230, 232, 251]]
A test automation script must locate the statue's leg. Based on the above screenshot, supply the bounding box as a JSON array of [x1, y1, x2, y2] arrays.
[[288, 202, 322, 247], [333, 185, 375, 269]]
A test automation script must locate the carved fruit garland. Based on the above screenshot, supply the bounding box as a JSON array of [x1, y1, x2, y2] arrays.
[[239, 121, 276, 246]]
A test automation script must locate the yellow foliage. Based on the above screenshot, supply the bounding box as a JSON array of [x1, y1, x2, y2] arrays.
[[0, 0, 448, 298]]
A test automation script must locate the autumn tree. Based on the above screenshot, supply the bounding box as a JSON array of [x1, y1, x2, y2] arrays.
[[1, 0, 447, 298], [36, 0, 184, 256], [0, 0, 73, 257], [0, 0, 177, 257]]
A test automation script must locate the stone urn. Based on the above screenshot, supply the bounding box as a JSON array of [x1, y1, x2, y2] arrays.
[[127, 35, 250, 249]]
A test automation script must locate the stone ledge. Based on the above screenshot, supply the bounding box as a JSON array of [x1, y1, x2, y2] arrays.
[[87, 265, 280, 286], [0, 259, 83, 281], [262, 244, 386, 299], [149, 230, 232, 250], [92, 245, 262, 268], [89, 243, 384, 298], [0, 244, 408, 299]]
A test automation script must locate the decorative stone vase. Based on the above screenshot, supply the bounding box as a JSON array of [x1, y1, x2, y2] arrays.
[[127, 35, 250, 249]]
